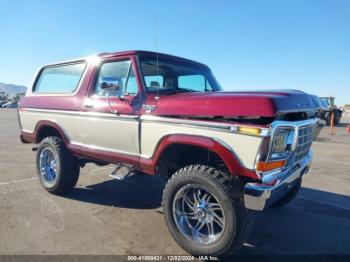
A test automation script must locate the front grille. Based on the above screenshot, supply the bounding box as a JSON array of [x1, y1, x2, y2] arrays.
[[295, 124, 314, 161]]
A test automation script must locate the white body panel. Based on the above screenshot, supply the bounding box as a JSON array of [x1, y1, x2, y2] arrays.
[[20, 110, 140, 155], [140, 122, 262, 169], [20, 109, 262, 169]]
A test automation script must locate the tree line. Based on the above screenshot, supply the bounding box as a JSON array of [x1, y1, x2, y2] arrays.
[[0, 91, 25, 102]]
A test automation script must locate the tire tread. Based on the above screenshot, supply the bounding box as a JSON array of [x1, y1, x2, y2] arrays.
[[37, 136, 79, 194], [162, 164, 250, 256]]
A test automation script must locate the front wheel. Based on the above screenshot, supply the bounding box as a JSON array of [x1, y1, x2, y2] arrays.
[[162, 165, 249, 256], [36, 136, 80, 195]]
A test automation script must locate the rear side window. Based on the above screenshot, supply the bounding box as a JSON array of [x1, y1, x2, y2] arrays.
[[34, 62, 86, 94]]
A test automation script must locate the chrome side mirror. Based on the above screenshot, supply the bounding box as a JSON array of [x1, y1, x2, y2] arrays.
[[100, 77, 122, 91], [100, 77, 123, 114]]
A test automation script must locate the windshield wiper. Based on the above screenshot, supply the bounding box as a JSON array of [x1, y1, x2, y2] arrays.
[[177, 88, 200, 93], [158, 88, 200, 94]]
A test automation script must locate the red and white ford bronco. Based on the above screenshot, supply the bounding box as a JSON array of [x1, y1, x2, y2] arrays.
[[18, 51, 321, 256]]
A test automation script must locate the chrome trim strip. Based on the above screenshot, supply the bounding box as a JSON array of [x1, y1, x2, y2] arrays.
[[70, 141, 140, 157], [141, 115, 269, 137], [270, 118, 319, 131], [21, 108, 139, 121]]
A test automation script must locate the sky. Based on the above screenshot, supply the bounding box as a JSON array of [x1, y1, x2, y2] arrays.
[[0, 0, 349, 105]]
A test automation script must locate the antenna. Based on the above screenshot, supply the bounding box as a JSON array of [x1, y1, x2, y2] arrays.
[[155, 14, 160, 101]]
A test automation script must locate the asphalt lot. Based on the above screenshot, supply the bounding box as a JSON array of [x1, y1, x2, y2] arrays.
[[0, 108, 349, 256]]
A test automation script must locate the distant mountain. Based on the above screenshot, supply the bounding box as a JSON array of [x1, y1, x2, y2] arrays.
[[0, 82, 27, 98]]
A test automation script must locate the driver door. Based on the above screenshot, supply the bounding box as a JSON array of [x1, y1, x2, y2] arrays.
[[78, 58, 140, 157]]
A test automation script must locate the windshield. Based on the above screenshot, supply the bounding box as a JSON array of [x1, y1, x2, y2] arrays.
[[139, 55, 222, 93]]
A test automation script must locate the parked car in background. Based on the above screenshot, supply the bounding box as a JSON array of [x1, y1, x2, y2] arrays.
[[0, 101, 8, 107], [1, 101, 18, 108], [319, 96, 343, 125], [18, 50, 322, 257]]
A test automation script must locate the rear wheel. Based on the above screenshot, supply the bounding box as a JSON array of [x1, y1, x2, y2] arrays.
[[162, 165, 249, 256], [36, 136, 80, 195]]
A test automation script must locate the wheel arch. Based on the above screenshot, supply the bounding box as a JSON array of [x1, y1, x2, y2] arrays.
[[139, 134, 259, 180], [34, 120, 70, 144]]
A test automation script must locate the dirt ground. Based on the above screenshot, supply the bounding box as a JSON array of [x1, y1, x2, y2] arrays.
[[0, 109, 349, 257]]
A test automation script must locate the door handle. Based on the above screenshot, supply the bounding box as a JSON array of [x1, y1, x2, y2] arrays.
[[84, 104, 94, 109]]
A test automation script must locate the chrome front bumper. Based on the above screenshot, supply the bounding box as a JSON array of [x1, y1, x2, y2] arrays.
[[244, 151, 313, 211]]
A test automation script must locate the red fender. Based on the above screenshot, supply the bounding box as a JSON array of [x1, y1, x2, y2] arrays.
[[21, 120, 70, 144]]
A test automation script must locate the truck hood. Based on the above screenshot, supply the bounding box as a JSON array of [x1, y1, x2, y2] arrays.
[[153, 90, 321, 117]]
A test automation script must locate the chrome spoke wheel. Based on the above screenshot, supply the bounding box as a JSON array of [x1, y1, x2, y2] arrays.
[[39, 147, 59, 187], [173, 184, 225, 246]]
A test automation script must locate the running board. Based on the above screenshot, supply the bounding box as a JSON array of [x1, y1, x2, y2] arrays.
[[109, 164, 135, 180]]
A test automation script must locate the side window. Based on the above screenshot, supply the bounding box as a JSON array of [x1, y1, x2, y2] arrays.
[[178, 74, 212, 92], [124, 67, 138, 95], [34, 62, 86, 94], [94, 60, 138, 97]]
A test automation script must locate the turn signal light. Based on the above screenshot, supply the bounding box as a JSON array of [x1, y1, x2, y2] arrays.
[[237, 126, 262, 135], [256, 160, 286, 172]]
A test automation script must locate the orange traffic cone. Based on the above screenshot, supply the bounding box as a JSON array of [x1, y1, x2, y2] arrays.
[[347, 125, 350, 134]]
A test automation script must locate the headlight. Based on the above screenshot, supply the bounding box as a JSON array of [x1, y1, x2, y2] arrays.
[[270, 127, 295, 160]]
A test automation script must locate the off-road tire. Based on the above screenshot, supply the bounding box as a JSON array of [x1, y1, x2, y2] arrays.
[[36, 136, 80, 194], [270, 179, 301, 208], [162, 164, 249, 257]]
